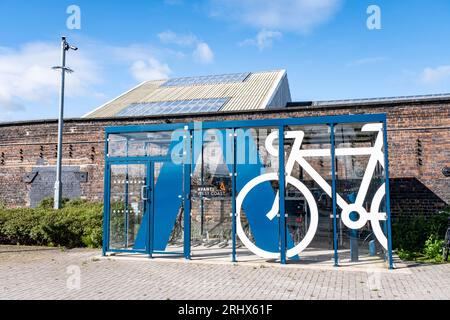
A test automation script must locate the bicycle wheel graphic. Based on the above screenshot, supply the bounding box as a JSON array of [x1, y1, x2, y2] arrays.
[[236, 173, 319, 259], [369, 184, 389, 250]]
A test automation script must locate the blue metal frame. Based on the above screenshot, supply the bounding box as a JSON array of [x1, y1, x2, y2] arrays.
[[103, 113, 393, 269], [330, 124, 339, 267], [148, 161, 154, 258], [107, 123, 188, 134], [102, 131, 110, 256], [105, 114, 387, 134], [106, 160, 151, 254], [231, 129, 237, 263], [278, 126, 286, 264], [383, 119, 394, 270], [124, 163, 130, 249], [183, 127, 192, 260]]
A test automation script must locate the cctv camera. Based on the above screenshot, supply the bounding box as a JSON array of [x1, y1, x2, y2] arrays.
[[70, 46, 78, 51]]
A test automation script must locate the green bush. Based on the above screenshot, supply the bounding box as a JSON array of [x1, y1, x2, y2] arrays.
[[392, 208, 449, 262], [397, 248, 420, 261], [424, 235, 444, 262], [0, 198, 103, 249], [0, 208, 45, 245]]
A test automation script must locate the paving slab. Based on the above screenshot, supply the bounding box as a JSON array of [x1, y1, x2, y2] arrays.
[[0, 245, 449, 300]]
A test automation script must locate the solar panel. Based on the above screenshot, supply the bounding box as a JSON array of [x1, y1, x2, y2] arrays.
[[116, 98, 230, 117], [161, 72, 250, 87]]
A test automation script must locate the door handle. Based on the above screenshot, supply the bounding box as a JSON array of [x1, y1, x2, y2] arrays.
[[141, 186, 148, 201]]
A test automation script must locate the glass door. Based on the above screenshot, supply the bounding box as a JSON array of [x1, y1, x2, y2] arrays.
[[108, 163, 150, 252], [150, 160, 185, 255]]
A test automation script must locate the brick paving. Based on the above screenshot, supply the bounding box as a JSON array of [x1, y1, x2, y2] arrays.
[[0, 245, 449, 300]]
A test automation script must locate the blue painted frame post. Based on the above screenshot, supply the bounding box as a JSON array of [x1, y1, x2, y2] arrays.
[[123, 139, 130, 249], [231, 129, 237, 262], [184, 127, 192, 260], [124, 168, 130, 249], [278, 126, 287, 265], [102, 132, 110, 256], [148, 161, 153, 258], [383, 119, 394, 269], [330, 124, 339, 267]]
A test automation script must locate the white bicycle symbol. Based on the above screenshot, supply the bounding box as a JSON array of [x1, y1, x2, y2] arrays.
[[236, 123, 388, 259]]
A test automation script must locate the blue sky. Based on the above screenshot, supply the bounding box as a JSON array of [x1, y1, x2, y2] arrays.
[[0, 0, 450, 122]]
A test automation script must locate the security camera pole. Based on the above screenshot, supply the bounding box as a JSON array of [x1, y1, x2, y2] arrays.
[[52, 36, 78, 210]]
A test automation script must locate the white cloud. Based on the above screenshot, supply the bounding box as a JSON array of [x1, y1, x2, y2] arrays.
[[193, 42, 214, 64], [239, 29, 282, 51], [421, 65, 450, 84], [130, 58, 172, 82], [158, 30, 214, 64], [0, 42, 101, 113], [101, 43, 174, 81], [211, 0, 342, 33], [158, 30, 197, 47], [0, 41, 174, 116]]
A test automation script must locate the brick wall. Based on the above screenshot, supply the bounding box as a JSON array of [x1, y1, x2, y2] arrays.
[[0, 100, 449, 216]]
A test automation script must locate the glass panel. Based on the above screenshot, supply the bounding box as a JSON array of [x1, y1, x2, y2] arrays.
[[191, 129, 233, 259], [334, 122, 387, 264], [115, 99, 228, 117], [284, 125, 333, 262], [109, 164, 147, 251], [162, 72, 250, 87], [235, 127, 280, 260], [108, 131, 174, 158]]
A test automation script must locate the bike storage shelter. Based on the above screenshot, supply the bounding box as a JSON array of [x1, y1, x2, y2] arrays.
[[103, 114, 394, 269]]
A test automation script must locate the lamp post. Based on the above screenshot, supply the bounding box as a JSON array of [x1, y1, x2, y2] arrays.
[[52, 36, 77, 210]]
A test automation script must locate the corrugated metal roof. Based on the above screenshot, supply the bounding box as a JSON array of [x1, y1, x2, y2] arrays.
[[83, 70, 289, 118]]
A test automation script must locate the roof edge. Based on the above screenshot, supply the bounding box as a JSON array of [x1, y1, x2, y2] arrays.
[[288, 93, 450, 108], [259, 69, 287, 109]]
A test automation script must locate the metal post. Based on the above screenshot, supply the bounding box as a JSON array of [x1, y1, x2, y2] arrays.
[[330, 124, 339, 267], [102, 137, 110, 256], [184, 128, 192, 260], [200, 132, 205, 238], [231, 129, 237, 262], [53, 37, 67, 210], [53, 36, 77, 210], [383, 119, 394, 270], [149, 162, 154, 258], [279, 126, 286, 265], [124, 140, 129, 248]]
